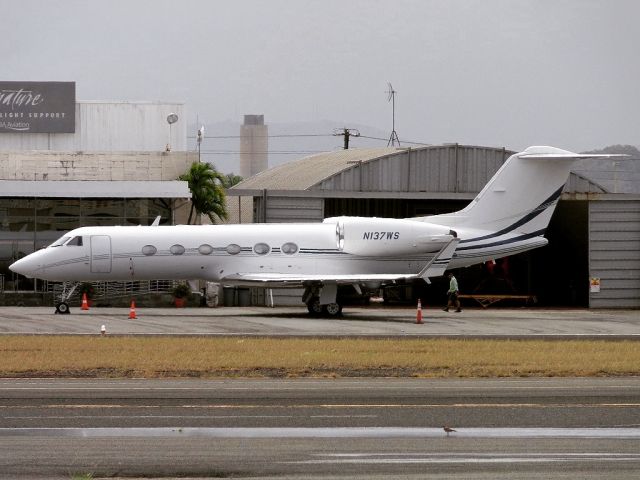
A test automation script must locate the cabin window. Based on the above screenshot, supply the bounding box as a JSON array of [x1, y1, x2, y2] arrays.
[[199, 244, 214, 255], [253, 242, 270, 255], [281, 242, 298, 255], [142, 245, 157, 256], [66, 236, 83, 246], [226, 244, 241, 255], [170, 244, 185, 255], [50, 236, 70, 247]]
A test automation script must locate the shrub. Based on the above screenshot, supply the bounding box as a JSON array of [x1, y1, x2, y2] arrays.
[[172, 283, 191, 299]]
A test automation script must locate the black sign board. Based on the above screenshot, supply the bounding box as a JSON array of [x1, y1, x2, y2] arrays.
[[0, 81, 75, 133]]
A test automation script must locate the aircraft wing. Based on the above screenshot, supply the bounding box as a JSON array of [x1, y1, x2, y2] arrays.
[[221, 237, 461, 285], [220, 273, 418, 285]]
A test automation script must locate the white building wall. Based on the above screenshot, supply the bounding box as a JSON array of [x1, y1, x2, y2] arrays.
[[0, 101, 187, 152], [0, 151, 196, 182]]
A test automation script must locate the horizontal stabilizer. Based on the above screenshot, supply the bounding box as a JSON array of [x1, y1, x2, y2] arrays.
[[518, 146, 628, 160]]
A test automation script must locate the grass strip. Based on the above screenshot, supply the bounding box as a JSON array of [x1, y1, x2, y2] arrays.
[[0, 336, 638, 378]]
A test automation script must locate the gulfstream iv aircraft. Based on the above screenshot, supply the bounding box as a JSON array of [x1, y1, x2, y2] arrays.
[[9, 146, 613, 314]]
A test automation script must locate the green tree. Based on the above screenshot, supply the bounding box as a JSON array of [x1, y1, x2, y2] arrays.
[[179, 162, 228, 224], [221, 172, 243, 188]]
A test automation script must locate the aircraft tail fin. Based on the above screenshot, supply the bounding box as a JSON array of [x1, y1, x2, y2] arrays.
[[425, 146, 622, 235]]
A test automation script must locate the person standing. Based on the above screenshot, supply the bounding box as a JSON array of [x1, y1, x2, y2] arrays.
[[443, 272, 462, 312]]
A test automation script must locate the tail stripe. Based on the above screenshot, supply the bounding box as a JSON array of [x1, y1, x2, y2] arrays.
[[459, 185, 563, 244], [457, 229, 547, 251]]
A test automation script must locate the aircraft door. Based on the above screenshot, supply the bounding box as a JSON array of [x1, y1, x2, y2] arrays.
[[90, 235, 112, 273]]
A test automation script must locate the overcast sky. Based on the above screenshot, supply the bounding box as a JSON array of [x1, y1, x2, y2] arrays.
[[3, 0, 639, 171]]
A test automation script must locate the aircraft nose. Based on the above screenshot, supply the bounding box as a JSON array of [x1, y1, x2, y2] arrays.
[[9, 256, 38, 278]]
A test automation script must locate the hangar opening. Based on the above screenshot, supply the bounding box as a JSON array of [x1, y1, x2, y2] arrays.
[[326, 197, 590, 308], [230, 144, 638, 309]]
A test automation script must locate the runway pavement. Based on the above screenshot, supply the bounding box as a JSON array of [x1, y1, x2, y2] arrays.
[[1, 307, 639, 477], [0, 305, 639, 337], [0, 378, 639, 478]]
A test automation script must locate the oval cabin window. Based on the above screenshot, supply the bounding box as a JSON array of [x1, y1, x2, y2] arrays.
[[281, 242, 298, 255], [198, 244, 214, 255], [142, 245, 157, 256], [226, 244, 241, 255], [170, 244, 185, 255], [253, 242, 270, 255]]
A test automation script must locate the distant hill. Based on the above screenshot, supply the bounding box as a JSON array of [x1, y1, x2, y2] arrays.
[[583, 145, 640, 156], [574, 145, 640, 193]]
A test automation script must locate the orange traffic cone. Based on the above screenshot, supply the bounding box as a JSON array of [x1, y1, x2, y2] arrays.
[[81, 293, 90, 311], [416, 299, 423, 324], [129, 299, 137, 319]]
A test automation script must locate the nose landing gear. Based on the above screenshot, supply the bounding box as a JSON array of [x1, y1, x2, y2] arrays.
[[54, 282, 79, 314], [55, 302, 70, 314]]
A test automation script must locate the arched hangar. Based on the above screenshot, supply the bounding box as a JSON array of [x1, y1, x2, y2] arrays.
[[230, 144, 640, 308]]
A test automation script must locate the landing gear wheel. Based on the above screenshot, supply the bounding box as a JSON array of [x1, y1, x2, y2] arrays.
[[323, 303, 343, 317], [55, 302, 70, 314], [306, 297, 323, 315]]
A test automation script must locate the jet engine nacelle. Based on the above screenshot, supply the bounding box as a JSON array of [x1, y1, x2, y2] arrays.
[[323, 216, 454, 256]]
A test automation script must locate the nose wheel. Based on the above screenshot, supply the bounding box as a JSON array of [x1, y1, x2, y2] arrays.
[[55, 302, 70, 314], [54, 281, 80, 314]]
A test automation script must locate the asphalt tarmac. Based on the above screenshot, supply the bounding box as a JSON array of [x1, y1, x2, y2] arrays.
[[0, 378, 639, 479], [0, 305, 638, 338], [1, 307, 639, 478]]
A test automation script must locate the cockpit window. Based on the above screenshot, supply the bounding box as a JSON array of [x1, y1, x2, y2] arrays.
[[50, 236, 70, 247], [66, 236, 83, 246]]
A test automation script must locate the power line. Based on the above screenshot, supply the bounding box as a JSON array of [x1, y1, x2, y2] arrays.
[[193, 133, 430, 146], [187, 133, 334, 140], [187, 130, 431, 148]]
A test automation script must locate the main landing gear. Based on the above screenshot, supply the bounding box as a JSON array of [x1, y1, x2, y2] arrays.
[[305, 296, 344, 317], [303, 284, 344, 317]]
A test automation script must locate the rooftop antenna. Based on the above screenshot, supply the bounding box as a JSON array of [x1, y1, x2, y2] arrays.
[[386, 82, 400, 147]]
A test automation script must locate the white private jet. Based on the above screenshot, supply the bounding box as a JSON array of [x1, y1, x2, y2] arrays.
[[9, 146, 616, 314]]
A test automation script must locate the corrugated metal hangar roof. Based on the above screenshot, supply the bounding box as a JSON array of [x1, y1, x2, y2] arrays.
[[232, 147, 400, 190], [231, 144, 609, 196]]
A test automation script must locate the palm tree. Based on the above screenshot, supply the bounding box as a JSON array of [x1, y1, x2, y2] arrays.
[[179, 162, 228, 224]]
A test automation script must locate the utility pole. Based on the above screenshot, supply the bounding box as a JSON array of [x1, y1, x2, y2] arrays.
[[333, 128, 360, 149], [196, 125, 204, 162]]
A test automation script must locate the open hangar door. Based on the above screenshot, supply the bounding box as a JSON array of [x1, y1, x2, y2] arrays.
[[330, 199, 589, 308], [433, 200, 588, 308], [529, 200, 589, 306]]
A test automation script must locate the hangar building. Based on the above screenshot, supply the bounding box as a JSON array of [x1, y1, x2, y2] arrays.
[[230, 144, 640, 308], [0, 82, 194, 294]]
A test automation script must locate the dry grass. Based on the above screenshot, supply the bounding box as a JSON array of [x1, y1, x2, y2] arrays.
[[0, 336, 638, 378]]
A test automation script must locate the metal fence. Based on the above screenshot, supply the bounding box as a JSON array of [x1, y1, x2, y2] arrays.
[[49, 280, 177, 303]]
